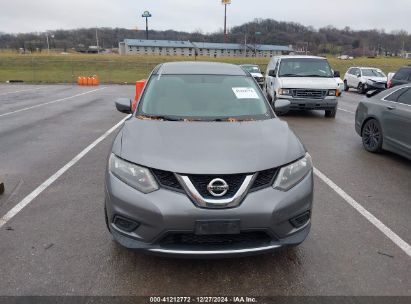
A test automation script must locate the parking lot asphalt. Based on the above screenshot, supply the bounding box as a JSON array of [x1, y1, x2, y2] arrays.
[[0, 84, 410, 296]]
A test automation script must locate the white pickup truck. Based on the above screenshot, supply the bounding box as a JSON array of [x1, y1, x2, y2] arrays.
[[264, 55, 340, 117]]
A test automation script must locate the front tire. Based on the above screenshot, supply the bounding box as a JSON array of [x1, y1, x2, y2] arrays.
[[357, 83, 365, 94], [325, 106, 337, 118], [104, 204, 111, 232], [362, 119, 383, 153], [266, 84, 273, 102], [344, 80, 349, 91], [271, 93, 278, 109]]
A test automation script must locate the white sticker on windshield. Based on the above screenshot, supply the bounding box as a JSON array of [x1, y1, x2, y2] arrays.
[[232, 87, 259, 99]]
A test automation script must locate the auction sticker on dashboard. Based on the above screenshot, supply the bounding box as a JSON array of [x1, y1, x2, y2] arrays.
[[232, 87, 259, 99]]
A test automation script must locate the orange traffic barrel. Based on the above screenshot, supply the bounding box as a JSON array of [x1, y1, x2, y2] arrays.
[[134, 80, 146, 102], [132, 80, 146, 112], [92, 76, 99, 86]]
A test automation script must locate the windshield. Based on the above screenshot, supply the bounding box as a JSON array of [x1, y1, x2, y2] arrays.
[[138, 74, 272, 121], [361, 69, 386, 77], [278, 58, 333, 78], [242, 65, 261, 73]]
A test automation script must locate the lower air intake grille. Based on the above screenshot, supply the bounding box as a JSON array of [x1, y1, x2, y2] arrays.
[[160, 231, 272, 247]]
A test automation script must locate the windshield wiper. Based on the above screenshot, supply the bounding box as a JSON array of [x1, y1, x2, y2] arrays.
[[279, 74, 300, 77], [138, 115, 183, 121], [209, 117, 257, 122], [209, 118, 230, 122], [303, 74, 330, 78]]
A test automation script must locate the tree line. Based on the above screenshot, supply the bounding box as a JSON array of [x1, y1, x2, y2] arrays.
[[0, 18, 410, 56]]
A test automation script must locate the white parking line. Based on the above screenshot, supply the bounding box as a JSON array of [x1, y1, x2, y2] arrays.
[[0, 87, 106, 118], [338, 107, 355, 114], [0, 114, 131, 229], [0, 86, 47, 96], [314, 167, 411, 258]]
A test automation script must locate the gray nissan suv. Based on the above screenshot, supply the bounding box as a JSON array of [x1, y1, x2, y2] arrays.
[[105, 62, 314, 258]]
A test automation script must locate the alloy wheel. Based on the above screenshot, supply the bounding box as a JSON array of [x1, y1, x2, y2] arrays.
[[362, 120, 382, 152]]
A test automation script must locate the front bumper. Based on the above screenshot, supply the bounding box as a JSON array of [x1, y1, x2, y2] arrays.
[[278, 96, 338, 111], [255, 80, 264, 88], [110, 224, 310, 258], [364, 82, 386, 91], [105, 170, 313, 258]]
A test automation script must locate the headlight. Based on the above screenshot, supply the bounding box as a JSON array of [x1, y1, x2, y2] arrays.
[[366, 79, 375, 85], [109, 154, 159, 193], [273, 153, 313, 191], [278, 88, 292, 95], [328, 89, 337, 96]]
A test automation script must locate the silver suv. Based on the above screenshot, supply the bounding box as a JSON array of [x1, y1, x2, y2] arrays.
[[106, 62, 314, 258]]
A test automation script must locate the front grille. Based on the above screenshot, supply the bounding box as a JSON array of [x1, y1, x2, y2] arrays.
[[151, 169, 183, 191], [292, 89, 326, 99], [374, 82, 386, 88], [188, 174, 246, 199], [250, 168, 278, 191], [159, 231, 272, 247], [152, 168, 278, 195]]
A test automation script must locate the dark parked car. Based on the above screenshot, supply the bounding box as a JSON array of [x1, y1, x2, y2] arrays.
[[106, 61, 314, 258], [355, 84, 411, 160], [388, 65, 411, 89]]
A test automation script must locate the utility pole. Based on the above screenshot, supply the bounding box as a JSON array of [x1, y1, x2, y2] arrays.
[[46, 33, 50, 53], [221, 0, 231, 43], [402, 40, 405, 57], [96, 28, 99, 54], [142, 11, 152, 40], [254, 32, 261, 57], [46, 33, 54, 53], [244, 33, 247, 56]]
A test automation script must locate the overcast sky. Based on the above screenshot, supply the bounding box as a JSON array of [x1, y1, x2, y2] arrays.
[[1, 0, 410, 34]]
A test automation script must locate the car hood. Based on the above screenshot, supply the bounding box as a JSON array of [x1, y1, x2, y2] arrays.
[[117, 118, 306, 174], [280, 77, 338, 89], [250, 72, 263, 78], [363, 76, 387, 82]]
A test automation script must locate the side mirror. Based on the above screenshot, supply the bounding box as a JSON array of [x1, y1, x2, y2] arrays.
[[115, 98, 132, 114], [261, 71, 265, 75], [268, 70, 276, 77], [274, 99, 290, 114], [333, 70, 341, 78], [357, 74, 361, 78]]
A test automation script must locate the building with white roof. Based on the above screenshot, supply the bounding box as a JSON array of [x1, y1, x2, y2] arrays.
[[119, 39, 293, 57]]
